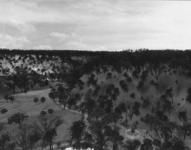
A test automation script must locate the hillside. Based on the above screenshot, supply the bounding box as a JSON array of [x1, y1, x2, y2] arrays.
[[0, 50, 191, 150], [0, 89, 80, 149]]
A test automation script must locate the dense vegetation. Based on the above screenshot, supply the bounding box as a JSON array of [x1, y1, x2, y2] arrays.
[[1, 49, 191, 150]]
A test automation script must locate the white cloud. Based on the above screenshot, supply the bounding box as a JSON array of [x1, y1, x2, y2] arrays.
[[1, 0, 191, 50], [7, 19, 36, 32], [0, 0, 77, 24], [0, 34, 29, 49], [34, 45, 52, 50], [65, 41, 88, 50], [49, 32, 77, 41], [49, 32, 88, 50]]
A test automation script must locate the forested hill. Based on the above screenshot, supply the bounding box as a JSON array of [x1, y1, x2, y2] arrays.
[[1, 49, 191, 75], [1, 49, 191, 67], [1, 49, 191, 149], [1, 49, 191, 89]]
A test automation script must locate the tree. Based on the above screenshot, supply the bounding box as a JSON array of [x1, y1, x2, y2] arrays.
[[90, 106, 105, 121], [8, 113, 28, 127], [178, 111, 187, 122], [9, 96, 15, 104], [40, 110, 47, 116], [0, 133, 10, 150], [160, 95, 174, 115], [160, 121, 177, 143], [178, 110, 191, 140], [67, 93, 81, 109], [37, 114, 63, 150], [43, 129, 57, 150], [6, 79, 16, 94], [81, 98, 96, 117], [96, 95, 113, 115], [119, 101, 141, 121], [141, 114, 163, 139], [141, 112, 178, 147], [6, 142, 16, 150], [165, 87, 174, 104], [141, 138, 153, 150], [168, 137, 186, 150], [153, 137, 187, 150], [48, 109, 54, 114], [131, 121, 138, 134], [14, 67, 30, 93], [69, 120, 86, 149], [33, 97, 39, 103], [132, 68, 140, 80], [79, 102, 86, 117], [137, 70, 148, 94], [0, 123, 5, 132], [148, 63, 165, 81], [1, 108, 8, 114], [104, 110, 122, 125], [3, 95, 15, 104], [117, 102, 128, 123], [105, 84, 120, 107], [119, 80, 128, 92], [150, 80, 159, 89], [122, 139, 141, 150], [40, 97, 46, 103], [56, 84, 69, 109], [108, 126, 124, 150], [49, 88, 57, 101], [130, 92, 136, 99], [28, 129, 41, 150], [87, 118, 122, 150], [142, 98, 151, 110], [186, 87, 191, 103], [87, 73, 97, 86], [9, 123, 41, 150], [106, 72, 112, 80], [81, 132, 94, 150], [77, 79, 84, 90], [4, 94, 9, 103]]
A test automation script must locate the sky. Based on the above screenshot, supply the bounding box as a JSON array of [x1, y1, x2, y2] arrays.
[[1, 0, 191, 51]]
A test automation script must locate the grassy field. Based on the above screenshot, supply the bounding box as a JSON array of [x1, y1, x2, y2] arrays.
[[1, 72, 191, 148], [0, 88, 80, 142]]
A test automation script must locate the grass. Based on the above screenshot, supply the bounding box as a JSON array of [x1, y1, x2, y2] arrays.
[[0, 88, 80, 142], [1, 72, 191, 148]]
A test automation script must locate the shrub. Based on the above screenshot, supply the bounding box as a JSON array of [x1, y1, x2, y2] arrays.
[[40, 97, 46, 103], [9, 96, 15, 104], [33, 97, 39, 103], [8, 113, 28, 126], [48, 109, 54, 114], [119, 80, 128, 92], [1, 108, 8, 114], [121, 121, 130, 128], [40, 110, 47, 116], [126, 77, 132, 82], [130, 92, 135, 99], [4, 94, 9, 103], [150, 80, 159, 87]]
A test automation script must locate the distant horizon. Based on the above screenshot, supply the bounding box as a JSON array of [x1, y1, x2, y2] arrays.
[[1, 48, 191, 52]]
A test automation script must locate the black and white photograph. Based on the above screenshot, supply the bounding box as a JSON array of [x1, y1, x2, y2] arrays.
[[0, 0, 191, 150]]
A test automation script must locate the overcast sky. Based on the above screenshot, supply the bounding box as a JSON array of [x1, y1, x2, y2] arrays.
[[0, 0, 191, 51]]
